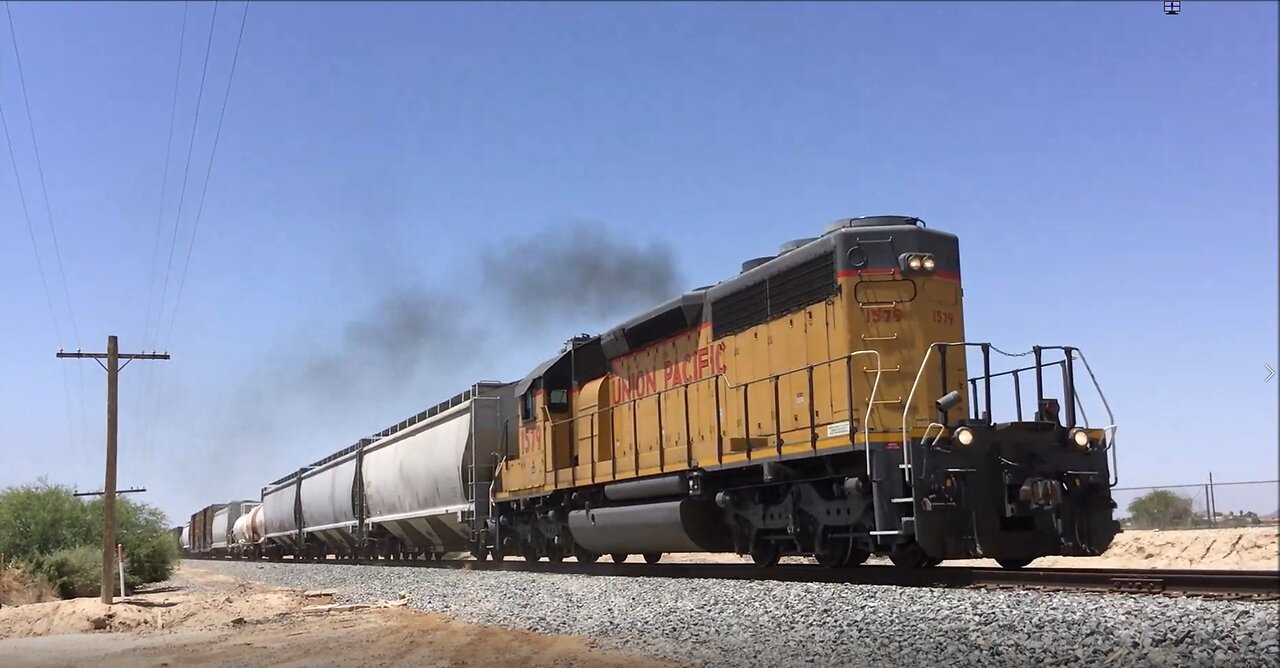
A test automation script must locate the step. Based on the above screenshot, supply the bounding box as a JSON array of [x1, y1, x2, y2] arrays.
[[890, 497, 914, 503]]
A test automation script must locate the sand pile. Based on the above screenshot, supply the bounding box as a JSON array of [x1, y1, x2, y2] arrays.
[[1071, 525, 1279, 570], [0, 565, 56, 607], [0, 568, 323, 640]]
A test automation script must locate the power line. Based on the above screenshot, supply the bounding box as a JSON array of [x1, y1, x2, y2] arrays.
[[1, 63, 80, 453], [151, 0, 219, 351], [164, 0, 250, 346], [136, 2, 193, 464], [5, 0, 79, 346], [2, 95, 78, 457], [0, 100, 61, 342], [141, 0, 191, 353]]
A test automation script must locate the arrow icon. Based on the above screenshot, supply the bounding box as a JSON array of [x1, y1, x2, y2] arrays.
[[1267, 365, 1276, 383]]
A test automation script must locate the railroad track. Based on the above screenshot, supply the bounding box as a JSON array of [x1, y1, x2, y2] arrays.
[[187, 555, 1280, 601]]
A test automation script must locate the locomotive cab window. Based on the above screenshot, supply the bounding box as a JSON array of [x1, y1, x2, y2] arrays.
[[520, 391, 535, 422], [548, 389, 569, 413]]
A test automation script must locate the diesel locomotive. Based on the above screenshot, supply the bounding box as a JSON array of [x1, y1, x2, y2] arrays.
[[181, 215, 1120, 570]]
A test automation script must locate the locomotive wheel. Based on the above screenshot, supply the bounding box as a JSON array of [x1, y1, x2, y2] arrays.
[[842, 547, 871, 567], [495, 535, 517, 562], [888, 541, 931, 569], [547, 551, 564, 564], [573, 547, 598, 563], [471, 546, 489, 562], [642, 553, 662, 564], [813, 528, 851, 569], [610, 553, 629, 563], [997, 558, 1032, 570], [750, 541, 781, 568], [522, 544, 541, 562]]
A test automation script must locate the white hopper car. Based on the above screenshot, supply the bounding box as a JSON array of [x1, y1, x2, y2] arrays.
[[249, 381, 515, 561]]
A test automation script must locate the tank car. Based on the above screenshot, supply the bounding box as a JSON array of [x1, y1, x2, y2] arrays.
[[229, 504, 262, 558], [206, 500, 257, 558], [487, 215, 1120, 569]]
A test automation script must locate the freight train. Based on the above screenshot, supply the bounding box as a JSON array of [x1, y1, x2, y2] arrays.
[[179, 215, 1120, 570]]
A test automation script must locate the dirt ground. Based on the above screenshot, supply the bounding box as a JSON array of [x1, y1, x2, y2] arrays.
[[0, 565, 674, 668], [660, 525, 1280, 570]]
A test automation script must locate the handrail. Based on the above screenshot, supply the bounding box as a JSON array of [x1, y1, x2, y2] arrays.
[[901, 342, 967, 475], [975, 358, 1066, 384], [527, 350, 884, 475], [844, 350, 884, 486], [903, 342, 1119, 486], [1074, 349, 1119, 487]]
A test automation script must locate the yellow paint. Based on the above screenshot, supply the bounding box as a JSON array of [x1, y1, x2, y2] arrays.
[[494, 273, 1011, 502]]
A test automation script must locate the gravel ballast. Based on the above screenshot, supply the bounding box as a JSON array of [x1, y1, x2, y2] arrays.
[[190, 560, 1278, 667]]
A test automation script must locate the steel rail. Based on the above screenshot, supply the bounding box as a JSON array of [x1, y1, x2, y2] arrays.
[[183, 556, 1280, 601]]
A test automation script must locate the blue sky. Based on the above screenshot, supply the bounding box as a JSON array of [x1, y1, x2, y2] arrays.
[[2, 1, 1276, 522]]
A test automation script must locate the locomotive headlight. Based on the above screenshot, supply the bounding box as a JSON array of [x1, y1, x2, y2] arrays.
[[954, 427, 975, 446], [908, 255, 923, 270], [921, 255, 936, 271], [1069, 428, 1090, 448]]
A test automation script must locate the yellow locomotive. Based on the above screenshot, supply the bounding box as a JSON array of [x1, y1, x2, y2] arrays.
[[491, 215, 1118, 569]]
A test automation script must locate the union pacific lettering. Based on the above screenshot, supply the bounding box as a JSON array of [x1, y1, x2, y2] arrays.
[[610, 341, 728, 402]]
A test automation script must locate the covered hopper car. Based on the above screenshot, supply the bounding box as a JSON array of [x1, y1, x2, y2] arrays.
[[186, 215, 1119, 570], [255, 382, 514, 561]]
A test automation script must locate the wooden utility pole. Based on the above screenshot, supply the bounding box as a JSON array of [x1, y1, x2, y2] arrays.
[[57, 335, 169, 604]]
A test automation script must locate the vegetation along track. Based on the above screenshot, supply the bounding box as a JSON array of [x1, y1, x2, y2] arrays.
[[187, 556, 1279, 601]]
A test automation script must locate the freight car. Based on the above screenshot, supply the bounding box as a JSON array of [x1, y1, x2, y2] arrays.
[[254, 382, 513, 561], [184, 215, 1119, 571], [488, 215, 1119, 569], [186, 500, 258, 558]]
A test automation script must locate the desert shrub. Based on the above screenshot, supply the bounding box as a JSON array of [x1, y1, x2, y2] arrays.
[[1127, 489, 1196, 529], [0, 480, 95, 562], [32, 546, 101, 599], [0, 479, 179, 598]]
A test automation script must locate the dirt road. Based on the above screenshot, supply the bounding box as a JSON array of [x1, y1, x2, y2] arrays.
[[0, 565, 674, 667]]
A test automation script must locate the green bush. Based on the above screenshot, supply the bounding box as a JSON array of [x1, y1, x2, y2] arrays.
[[32, 546, 101, 599], [0, 479, 95, 562], [0, 479, 180, 599]]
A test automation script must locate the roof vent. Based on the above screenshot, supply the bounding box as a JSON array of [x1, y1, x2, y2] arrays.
[[823, 215, 923, 235], [740, 256, 775, 273], [778, 237, 818, 255]]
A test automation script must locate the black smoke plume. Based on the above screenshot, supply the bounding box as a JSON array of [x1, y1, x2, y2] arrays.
[[177, 221, 684, 506], [479, 222, 683, 327]]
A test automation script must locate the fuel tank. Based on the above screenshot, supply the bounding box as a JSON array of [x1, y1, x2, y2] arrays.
[[567, 498, 731, 554]]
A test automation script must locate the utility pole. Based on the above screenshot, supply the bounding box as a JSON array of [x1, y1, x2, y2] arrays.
[[57, 335, 169, 604]]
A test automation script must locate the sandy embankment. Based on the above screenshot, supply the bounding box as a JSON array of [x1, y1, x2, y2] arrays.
[[0, 565, 674, 668]]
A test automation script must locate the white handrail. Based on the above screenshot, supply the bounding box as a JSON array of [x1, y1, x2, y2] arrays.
[[847, 350, 883, 485], [1073, 349, 1119, 487], [900, 341, 967, 475], [922, 422, 947, 448]]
